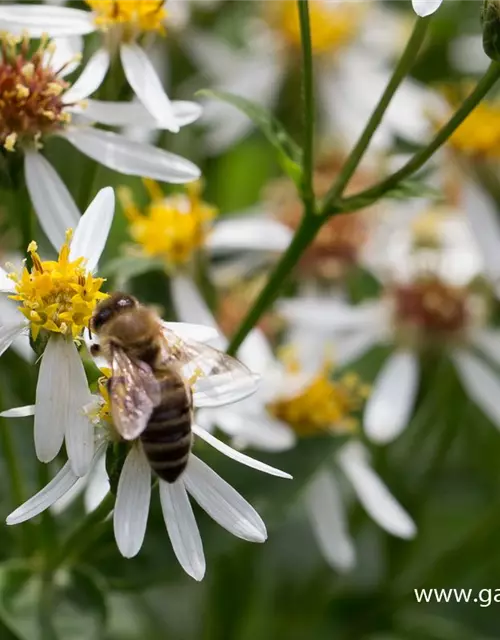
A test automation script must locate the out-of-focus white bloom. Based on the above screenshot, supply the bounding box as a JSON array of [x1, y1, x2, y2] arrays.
[[279, 193, 500, 444], [412, 0, 444, 17], [0, 33, 200, 251], [196, 328, 415, 572], [185, 0, 436, 153], [0, 1, 202, 133], [0, 188, 115, 476], [5, 328, 292, 581]]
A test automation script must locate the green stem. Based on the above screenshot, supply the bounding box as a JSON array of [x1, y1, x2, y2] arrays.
[[336, 61, 500, 214], [227, 215, 322, 355], [297, 0, 315, 209], [49, 492, 115, 571], [321, 16, 432, 212]]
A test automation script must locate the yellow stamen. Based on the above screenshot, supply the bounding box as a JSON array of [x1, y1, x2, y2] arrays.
[[120, 180, 218, 267], [86, 0, 167, 37], [9, 233, 108, 340], [4, 132, 17, 152], [268, 360, 367, 437]]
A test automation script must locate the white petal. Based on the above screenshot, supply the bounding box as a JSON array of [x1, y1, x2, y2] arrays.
[[277, 298, 387, 332], [75, 99, 202, 129], [412, 0, 443, 16], [207, 217, 293, 253], [337, 442, 416, 539], [471, 329, 500, 369], [184, 455, 267, 542], [192, 424, 292, 478], [120, 43, 179, 133], [161, 321, 219, 344], [170, 274, 217, 329], [84, 452, 110, 513], [12, 332, 34, 363], [304, 470, 356, 572], [25, 151, 80, 251], [35, 337, 93, 475], [462, 182, 500, 281], [364, 351, 419, 444], [196, 408, 296, 453], [237, 329, 277, 375], [334, 329, 383, 366], [63, 48, 110, 103], [0, 296, 32, 362], [6, 461, 78, 525], [0, 5, 96, 37], [0, 405, 35, 418], [0, 322, 26, 358], [50, 475, 87, 515], [70, 187, 114, 271], [0, 267, 15, 293], [452, 349, 500, 429], [61, 127, 200, 183], [48, 36, 83, 77], [159, 480, 205, 581], [114, 446, 151, 558]]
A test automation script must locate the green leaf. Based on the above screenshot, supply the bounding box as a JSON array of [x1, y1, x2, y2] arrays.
[[197, 89, 303, 184], [0, 563, 108, 640]]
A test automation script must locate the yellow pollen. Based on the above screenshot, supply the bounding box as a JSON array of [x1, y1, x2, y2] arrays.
[[15, 84, 29, 99], [119, 179, 218, 267], [268, 364, 367, 437], [96, 371, 113, 425], [4, 132, 17, 152], [86, 0, 167, 37], [270, 1, 364, 55], [448, 102, 500, 158], [9, 233, 108, 341], [21, 63, 34, 79]]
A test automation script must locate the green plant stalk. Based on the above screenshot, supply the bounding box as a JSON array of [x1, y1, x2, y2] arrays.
[[49, 492, 115, 571], [337, 60, 500, 213], [227, 214, 322, 355], [321, 16, 432, 212], [297, 0, 315, 209]]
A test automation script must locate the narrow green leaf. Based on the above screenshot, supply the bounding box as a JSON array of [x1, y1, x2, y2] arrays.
[[197, 89, 303, 184]]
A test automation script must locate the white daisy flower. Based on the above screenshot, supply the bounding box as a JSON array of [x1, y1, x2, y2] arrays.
[[116, 179, 293, 330], [412, 0, 444, 17], [279, 191, 500, 444], [0, 32, 200, 251], [0, 187, 115, 476], [184, 0, 435, 153], [0, 1, 198, 133], [5, 334, 292, 582], [196, 328, 416, 572]]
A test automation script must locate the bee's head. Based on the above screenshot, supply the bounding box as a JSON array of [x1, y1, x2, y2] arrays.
[[91, 293, 139, 333]]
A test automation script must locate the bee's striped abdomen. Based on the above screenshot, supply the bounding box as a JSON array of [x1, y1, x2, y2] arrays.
[[140, 370, 193, 483]]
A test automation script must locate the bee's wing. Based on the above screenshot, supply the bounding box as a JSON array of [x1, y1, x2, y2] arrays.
[[159, 326, 259, 408], [109, 347, 162, 440]]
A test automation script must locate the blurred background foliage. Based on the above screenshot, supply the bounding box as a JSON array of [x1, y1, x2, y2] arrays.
[[1, 1, 500, 639]]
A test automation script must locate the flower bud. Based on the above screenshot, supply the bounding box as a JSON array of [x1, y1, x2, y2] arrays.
[[482, 0, 500, 62]]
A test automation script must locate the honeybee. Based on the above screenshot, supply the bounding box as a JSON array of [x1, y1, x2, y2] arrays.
[[90, 293, 256, 483]]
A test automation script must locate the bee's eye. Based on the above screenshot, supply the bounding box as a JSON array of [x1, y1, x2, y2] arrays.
[[93, 307, 112, 330]]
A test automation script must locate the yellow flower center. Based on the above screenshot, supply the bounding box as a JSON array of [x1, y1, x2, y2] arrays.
[[0, 33, 74, 152], [448, 102, 500, 158], [9, 231, 108, 341], [119, 179, 217, 267], [267, 356, 368, 437], [269, 1, 364, 56], [87, 0, 168, 37]]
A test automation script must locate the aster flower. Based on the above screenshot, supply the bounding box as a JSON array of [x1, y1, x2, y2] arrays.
[[197, 328, 416, 572], [185, 0, 435, 153], [5, 337, 292, 582], [116, 178, 293, 328], [0, 32, 200, 250], [279, 193, 500, 444], [0, 1, 194, 132], [0, 187, 115, 476]]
